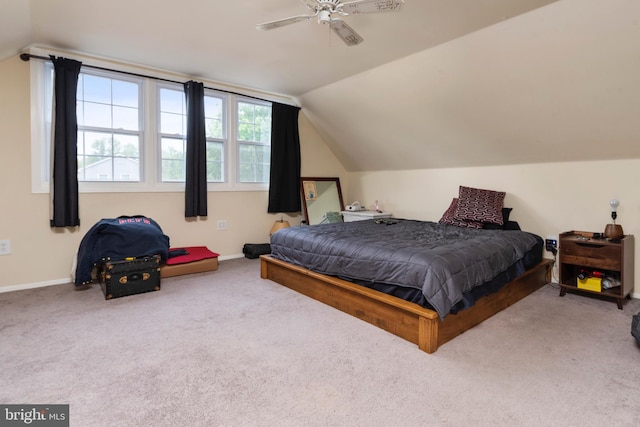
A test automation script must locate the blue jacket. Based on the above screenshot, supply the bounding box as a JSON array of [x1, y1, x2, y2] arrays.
[[75, 216, 170, 286]]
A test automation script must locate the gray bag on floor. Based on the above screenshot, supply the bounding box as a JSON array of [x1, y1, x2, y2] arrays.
[[243, 243, 271, 259]]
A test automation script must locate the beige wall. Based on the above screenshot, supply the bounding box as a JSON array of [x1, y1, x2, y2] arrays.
[[0, 54, 346, 289], [2, 51, 639, 298], [348, 160, 640, 295]]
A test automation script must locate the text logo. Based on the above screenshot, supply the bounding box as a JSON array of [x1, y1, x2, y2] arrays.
[[1, 405, 69, 427]]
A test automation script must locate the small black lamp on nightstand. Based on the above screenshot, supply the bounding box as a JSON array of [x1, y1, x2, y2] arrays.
[[604, 199, 624, 239]]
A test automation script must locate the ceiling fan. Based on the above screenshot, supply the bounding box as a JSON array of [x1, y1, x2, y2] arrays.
[[256, 0, 406, 47]]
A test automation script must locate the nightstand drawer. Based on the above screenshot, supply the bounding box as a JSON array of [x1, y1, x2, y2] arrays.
[[560, 240, 621, 270]]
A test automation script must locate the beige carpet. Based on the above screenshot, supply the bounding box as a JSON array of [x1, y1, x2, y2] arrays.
[[1, 258, 639, 427]]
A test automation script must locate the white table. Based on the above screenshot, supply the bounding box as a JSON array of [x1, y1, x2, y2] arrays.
[[341, 210, 392, 222]]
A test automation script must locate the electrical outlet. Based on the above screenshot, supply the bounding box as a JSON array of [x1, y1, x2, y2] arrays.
[[0, 240, 11, 256], [217, 220, 228, 231], [545, 237, 558, 252]]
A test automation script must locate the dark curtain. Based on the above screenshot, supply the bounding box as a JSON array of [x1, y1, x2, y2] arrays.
[[50, 56, 82, 227], [268, 103, 301, 213], [184, 81, 208, 217]]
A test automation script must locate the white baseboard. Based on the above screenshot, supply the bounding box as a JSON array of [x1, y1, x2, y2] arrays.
[[218, 253, 245, 261], [0, 254, 248, 294], [0, 278, 71, 293]]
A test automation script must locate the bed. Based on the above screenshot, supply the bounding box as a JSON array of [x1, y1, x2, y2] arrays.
[[261, 219, 552, 354]]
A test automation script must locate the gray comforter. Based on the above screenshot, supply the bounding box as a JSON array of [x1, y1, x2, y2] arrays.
[[270, 219, 542, 318]]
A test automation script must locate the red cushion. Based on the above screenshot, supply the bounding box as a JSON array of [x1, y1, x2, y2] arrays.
[[165, 246, 219, 265]]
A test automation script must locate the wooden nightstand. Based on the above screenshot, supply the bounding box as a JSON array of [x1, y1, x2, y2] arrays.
[[341, 210, 392, 222], [558, 231, 634, 309]]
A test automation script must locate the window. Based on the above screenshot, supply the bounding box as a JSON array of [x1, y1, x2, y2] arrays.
[[76, 71, 143, 182], [158, 85, 227, 183], [31, 51, 275, 193]]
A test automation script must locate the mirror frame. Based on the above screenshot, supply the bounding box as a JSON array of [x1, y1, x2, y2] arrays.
[[300, 177, 345, 225]]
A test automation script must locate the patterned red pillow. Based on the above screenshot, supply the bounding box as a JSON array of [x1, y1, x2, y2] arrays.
[[454, 186, 506, 225], [439, 198, 483, 229]]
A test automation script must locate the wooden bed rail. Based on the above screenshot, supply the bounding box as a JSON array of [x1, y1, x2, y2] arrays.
[[260, 255, 552, 354]]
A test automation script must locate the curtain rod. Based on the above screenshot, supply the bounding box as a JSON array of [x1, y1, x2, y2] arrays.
[[20, 52, 282, 104]]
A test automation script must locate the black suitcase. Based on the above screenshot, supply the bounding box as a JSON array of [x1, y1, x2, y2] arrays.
[[98, 255, 161, 300]]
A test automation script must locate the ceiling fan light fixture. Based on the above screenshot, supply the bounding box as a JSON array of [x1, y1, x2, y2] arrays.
[[318, 10, 332, 25]]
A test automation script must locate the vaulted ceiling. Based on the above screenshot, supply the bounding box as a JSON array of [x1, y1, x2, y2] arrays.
[[2, 0, 639, 171]]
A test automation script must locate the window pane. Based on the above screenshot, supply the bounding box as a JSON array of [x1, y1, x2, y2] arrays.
[[237, 123, 253, 141], [161, 137, 185, 160], [113, 156, 140, 181], [82, 101, 112, 128], [81, 156, 112, 181], [114, 134, 140, 158], [257, 121, 271, 143], [76, 74, 84, 101], [112, 80, 138, 108], [237, 101, 271, 143], [205, 96, 223, 138], [113, 106, 139, 130], [205, 117, 223, 139], [161, 112, 184, 135], [160, 88, 184, 114], [238, 142, 270, 183], [206, 141, 224, 182], [239, 163, 255, 183], [207, 161, 223, 182], [161, 137, 185, 182], [162, 159, 185, 182], [83, 74, 111, 104], [76, 101, 84, 125], [85, 132, 113, 156], [206, 141, 223, 162], [256, 163, 269, 182], [237, 102, 253, 122], [255, 145, 270, 163], [239, 144, 255, 161]]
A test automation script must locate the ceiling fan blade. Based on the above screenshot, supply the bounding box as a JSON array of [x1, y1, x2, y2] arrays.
[[330, 19, 364, 46], [298, 0, 320, 11], [340, 0, 405, 14], [256, 13, 317, 31]]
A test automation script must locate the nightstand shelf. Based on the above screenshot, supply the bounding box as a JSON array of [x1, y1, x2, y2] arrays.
[[558, 231, 634, 309]]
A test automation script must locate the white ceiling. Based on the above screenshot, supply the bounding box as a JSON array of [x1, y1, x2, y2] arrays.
[[300, 0, 640, 170], [2, 0, 639, 172], [1, 0, 557, 96]]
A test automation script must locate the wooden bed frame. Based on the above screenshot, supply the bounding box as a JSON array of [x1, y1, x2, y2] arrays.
[[260, 255, 552, 354]]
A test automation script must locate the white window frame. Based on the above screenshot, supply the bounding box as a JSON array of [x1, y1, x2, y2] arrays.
[[29, 49, 279, 194]]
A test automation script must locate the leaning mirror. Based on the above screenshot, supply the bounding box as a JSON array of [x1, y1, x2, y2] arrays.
[[300, 177, 345, 225]]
